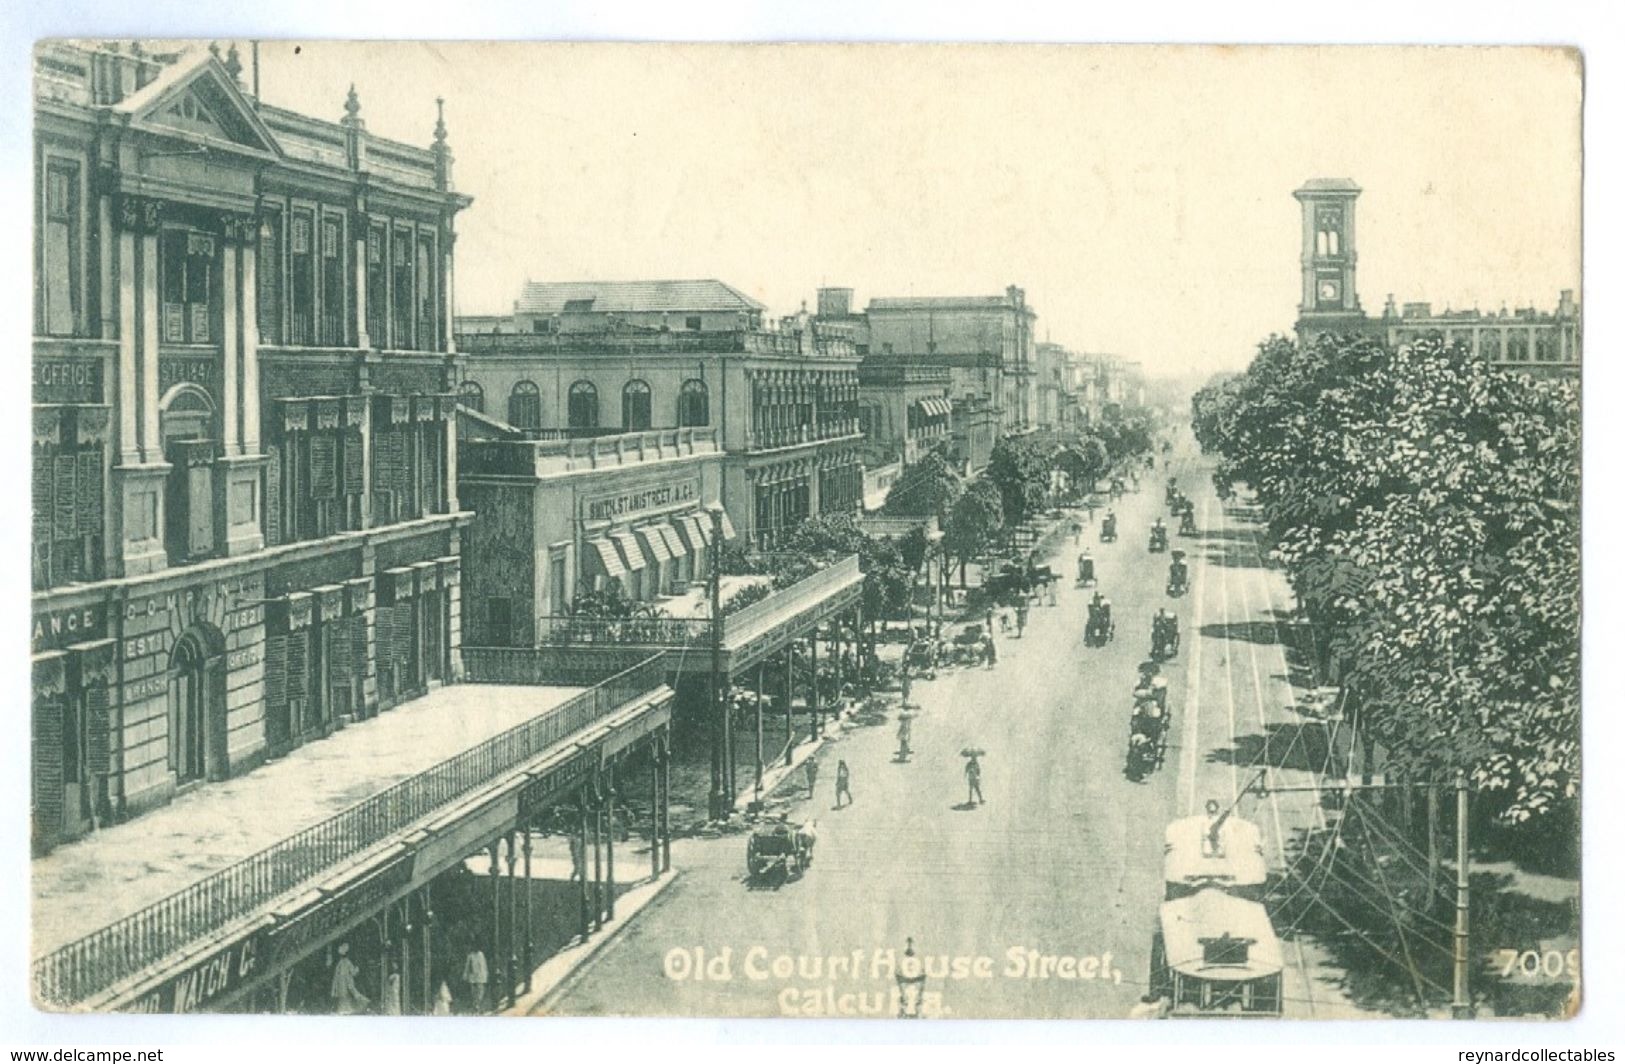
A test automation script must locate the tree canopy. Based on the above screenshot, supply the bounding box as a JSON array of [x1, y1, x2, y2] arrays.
[[1191, 333, 1579, 822], [882, 447, 964, 517]]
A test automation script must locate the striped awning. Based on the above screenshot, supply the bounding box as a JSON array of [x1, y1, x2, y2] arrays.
[[715, 508, 739, 541], [677, 512, 711, 551], [586, 538, 626, 580], [915, 397, 952, 418], [609, 530, 648, 571], [634, 525, 672, 565], [657, 522, 690, 559]]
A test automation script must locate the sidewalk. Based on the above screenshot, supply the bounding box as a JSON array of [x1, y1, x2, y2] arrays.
[[506, 868, 683, 1015]]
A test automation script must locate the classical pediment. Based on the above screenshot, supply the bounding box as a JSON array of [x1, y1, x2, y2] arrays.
[[118, 53, 281, 160]]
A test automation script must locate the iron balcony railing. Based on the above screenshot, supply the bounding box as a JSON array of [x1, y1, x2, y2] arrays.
[[32, 656, 667, 1009]]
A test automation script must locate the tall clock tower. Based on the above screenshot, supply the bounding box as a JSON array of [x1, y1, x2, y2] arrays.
[[1293, 178, 1369, 342]]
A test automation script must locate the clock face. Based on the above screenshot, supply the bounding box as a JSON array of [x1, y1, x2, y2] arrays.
[[1318, 279, 1341, 302]]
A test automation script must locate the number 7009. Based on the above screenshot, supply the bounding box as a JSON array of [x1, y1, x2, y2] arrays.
[[1494, 948, 1579, 980]]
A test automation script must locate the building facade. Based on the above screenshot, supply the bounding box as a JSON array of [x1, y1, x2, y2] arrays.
[[458, 427, 728, 637], [456, 285, 864, 549], [863, 286, 1038, 435], [1293, 178, 1581, 375], [32, 42, 470, 852], [856, 359, 952, 469]]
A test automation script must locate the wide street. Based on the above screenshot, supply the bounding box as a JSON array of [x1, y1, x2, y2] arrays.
[[543, 436, 1364, 1020]]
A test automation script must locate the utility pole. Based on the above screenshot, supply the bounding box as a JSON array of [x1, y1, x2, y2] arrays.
[[1452, 769, 1474, 1019], [707, 508, 729, 820]]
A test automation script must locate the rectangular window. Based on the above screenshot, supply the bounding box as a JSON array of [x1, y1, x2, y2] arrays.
[[319, 214, 346, 345], [487, 597, 513, 647], [392, 227, 413, 350], [290, 210, 315, 345], [366, 223, 387, 347], [416, 232, 436, 351], [685, 315, 702, 331], [41, 159, 82, 337], [257, 212, 283, 345], [156, 230, 218, 344]]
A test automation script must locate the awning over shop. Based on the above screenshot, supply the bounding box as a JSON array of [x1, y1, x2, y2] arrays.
[[677, 513, 711, 552], [609, 530, 648, 571], [657, 522, 689, 559], [915, 397, 952, 418], [586, 538, 626, 580], [634, 525, 672, 566], [715, 507, 739, 541]]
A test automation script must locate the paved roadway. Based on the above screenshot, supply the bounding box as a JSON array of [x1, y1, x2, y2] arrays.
[[542, 432, 1363, 1019]]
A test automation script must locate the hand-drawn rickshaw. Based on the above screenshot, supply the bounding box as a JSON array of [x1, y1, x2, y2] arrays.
[[1126, 702, 1168, 779], [1085, 598, 1115, 646], [1149, 522, 1169, 553]]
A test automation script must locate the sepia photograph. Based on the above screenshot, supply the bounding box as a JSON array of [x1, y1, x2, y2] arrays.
[[20, 29, 1592, 1033]]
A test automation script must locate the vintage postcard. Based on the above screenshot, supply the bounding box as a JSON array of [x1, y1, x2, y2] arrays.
[[27, 41, 1581, 1021]]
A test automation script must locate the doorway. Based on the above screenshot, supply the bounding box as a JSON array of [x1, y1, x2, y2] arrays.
[[168, 627, 228, 784]]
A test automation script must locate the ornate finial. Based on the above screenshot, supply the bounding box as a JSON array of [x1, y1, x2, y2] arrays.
[[224, 43, 243, 82], [434, 97, 447, 145], [344, 83, 362, 121]]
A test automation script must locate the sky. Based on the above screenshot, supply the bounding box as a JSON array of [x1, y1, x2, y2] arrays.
[[219, 44, 1577, 375]]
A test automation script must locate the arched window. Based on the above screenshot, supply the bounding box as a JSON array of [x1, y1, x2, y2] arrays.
[[1479, 331, 1502, 361], [622, 379, 652, 431], [1506, 333, 1530, 362], [508, 380, 541, 430], [677, 379, 709, 427], [568, 380, 599, 431], [457, 380, 484, 414]]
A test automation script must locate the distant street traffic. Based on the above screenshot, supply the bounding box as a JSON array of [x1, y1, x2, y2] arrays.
[[542, 435, 1363, 1019]]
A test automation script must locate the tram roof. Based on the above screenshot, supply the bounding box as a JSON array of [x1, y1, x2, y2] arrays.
[[1163, 814, 1268, 890], [1159, 890, 1283, 980]]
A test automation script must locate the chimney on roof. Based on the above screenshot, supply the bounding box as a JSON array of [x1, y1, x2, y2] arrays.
[[224, 42, 243, 84]]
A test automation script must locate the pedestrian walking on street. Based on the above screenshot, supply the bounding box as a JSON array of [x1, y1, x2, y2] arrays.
[[329, 943, 369, 1016], [897, 714, 913, 760], [965, 754, 985, 806], [805, 757, 820, 800], [984, 635, 997, 668], [463, 947, 489, 1013], [834, 760, 853, 808]]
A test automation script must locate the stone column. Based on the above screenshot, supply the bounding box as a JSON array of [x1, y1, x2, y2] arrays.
[[117, 227, 139, 463], [220, 242, 241, 455], [139, 228, 160, 462], [240, 231, 261, 454]]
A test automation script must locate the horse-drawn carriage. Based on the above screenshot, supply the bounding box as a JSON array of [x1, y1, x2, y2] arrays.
[[1085, 598, 1115, 647], [1178, 500, 1198, 536], [1127, 702, 1169, 779], [950, 624, 988, 666], [1167, 550, 1189, 597], [1100, 511, 1118, 543], [1151, 611, 1181, 660], [905, 638, 940, 679], [985, 560, 1055, 605], [746, 817, 818, 882], [1076, 552, 1096, 587]]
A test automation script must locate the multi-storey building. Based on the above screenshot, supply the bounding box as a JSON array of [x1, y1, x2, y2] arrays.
[[863, 286, 1038, 435], [31, 42, 470, 852], [1293, 178, 1581, 376], [456, 281, 864, 549]]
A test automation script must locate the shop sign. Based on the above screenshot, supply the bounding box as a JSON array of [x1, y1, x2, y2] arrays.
[[125, 674, 169, 702], [584, 479, 699, 523], [124, 577, 259, 632], [157, 353, 218, 395], [32, 602, 106, 654], [518, 745, 601, 817], [34, 358, 103, 404], [122, 928, 267, 1014], [266, 854, 415, 966], [227, 647, 261, 671]]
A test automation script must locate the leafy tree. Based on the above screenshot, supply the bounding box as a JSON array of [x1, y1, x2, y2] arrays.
[[944, 478, 1004, 586], [986, 436, 1050, 526], [882, 447, 963, 518], [1189, 332, 1579, 823]]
